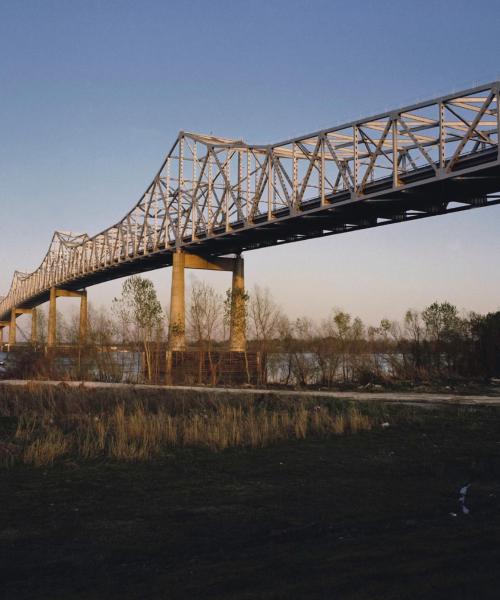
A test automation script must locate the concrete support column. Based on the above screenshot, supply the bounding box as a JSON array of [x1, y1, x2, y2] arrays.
[[8, 310, 17, 347], [79, 291, 88, 345], [0, 322, 9, 347], [168, 251, 186, 351], [47, 287, 87, 348], [31, 309, 37, 344], [229, 255, 246, 352], [48, 287, 57, 348]]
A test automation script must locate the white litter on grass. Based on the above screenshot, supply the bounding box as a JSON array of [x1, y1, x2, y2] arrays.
[[381, 422, 390, 428], [459, 483, 471, 515]]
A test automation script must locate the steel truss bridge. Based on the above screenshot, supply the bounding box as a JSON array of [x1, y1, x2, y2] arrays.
[[2, 81, 500, 322]]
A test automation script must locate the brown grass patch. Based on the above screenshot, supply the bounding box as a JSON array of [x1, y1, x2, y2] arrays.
[[0, 386, 376, 466]]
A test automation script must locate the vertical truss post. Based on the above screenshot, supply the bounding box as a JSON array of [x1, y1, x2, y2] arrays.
[[439, 101, 445, 169], [253, 156, 258, 220], [237, 149, 242, 220], [153, 182, 159, 251], [191, 141, 197, 241], [208, 148, 213, 234], [320, 135, 326, 205], [353, 126, 359, 195], [267, 152, 273, 220], [292, 143, 298, 214], [166, 157, 171, 244], [177, 136, 184, 248], [133, 221, 138, 257], [225, 150, 230, 232], [246, 150, 250, 220], [392, 117, 399, 187]]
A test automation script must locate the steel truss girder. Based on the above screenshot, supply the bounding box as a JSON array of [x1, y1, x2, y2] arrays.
[[1, 82, 500, 320]]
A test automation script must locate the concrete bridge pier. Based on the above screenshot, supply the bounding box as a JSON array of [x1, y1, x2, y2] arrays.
[[229, 255, 246, 352], [0, 321, 9, 347], [167, 251, 247, 352], [6, 308, 38, 347], [79, 292, 88, 344], [47, 287, 88, 347], [31, 309, 37, 343], [168, 251, 186, 351]]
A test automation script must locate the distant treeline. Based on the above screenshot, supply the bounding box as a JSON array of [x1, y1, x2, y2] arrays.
[[29, 276, 500, 384], [256, 303, 500, 385]]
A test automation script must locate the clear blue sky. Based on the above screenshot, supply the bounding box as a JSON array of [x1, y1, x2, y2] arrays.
[[2, 0, 500, 325]]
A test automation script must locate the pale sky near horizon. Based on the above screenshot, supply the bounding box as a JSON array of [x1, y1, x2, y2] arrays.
[[2, 0, 500, 329]]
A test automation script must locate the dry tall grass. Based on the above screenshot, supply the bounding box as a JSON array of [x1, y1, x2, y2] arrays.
[[0, 385, 375, 467]]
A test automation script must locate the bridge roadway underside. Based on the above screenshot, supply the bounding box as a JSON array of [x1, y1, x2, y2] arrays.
[[5, 155, 500, 320]]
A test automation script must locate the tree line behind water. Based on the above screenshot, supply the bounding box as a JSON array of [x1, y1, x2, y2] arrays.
[[29, 276, 500, 385]]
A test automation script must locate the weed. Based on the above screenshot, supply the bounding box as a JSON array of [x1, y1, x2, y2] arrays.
[[0, 385, 379, 466]]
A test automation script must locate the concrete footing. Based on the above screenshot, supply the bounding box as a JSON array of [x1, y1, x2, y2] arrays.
[[165, 350, 258, 385]]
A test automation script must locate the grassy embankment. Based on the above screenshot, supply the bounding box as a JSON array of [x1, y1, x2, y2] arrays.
[[0, 385, 374, 466], [1, 385, 500, 599]]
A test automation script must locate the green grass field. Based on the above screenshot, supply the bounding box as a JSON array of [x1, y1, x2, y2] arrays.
[[1, 388, 500, 599]]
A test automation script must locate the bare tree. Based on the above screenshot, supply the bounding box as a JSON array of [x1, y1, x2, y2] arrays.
[[289, 317, 318, 387], [188, 280, 223, 345], [84, 304, 124, 382], [315, 315, 342, 386], [404, 309, 424, 376], [248, 285, 281, 384], [188, 279, 223, 383], [324, 310, 364, 383], [34, 307, 47, 346]]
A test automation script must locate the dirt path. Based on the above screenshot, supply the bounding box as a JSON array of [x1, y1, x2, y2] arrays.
[[2, 378, 500, 406]]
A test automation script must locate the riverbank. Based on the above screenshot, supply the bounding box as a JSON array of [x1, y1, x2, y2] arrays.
[[2, 393, 500, 599]]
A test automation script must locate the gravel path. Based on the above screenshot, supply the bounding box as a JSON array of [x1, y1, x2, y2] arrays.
[[2, 379, 500, 406]]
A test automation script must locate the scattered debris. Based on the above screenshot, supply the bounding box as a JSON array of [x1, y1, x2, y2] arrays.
[[458, 483, 471, 515]]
